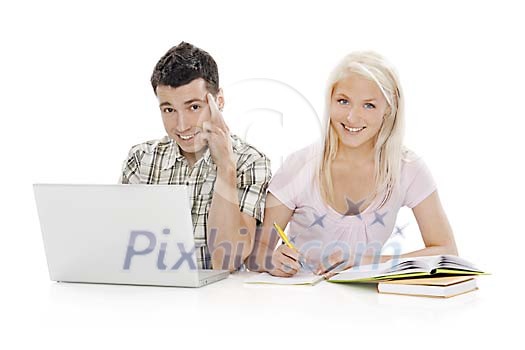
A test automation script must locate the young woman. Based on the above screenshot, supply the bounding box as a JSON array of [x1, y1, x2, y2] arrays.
[[248, 51, 458, 277]]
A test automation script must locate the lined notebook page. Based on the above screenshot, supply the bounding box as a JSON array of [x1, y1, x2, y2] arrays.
[[244, 272, 324, 285]]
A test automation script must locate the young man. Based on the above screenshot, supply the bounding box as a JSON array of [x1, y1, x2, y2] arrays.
[[120, 42, 271, 271]]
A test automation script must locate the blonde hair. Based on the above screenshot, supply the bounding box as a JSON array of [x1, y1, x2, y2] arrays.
[[318, 51, 405, 209]]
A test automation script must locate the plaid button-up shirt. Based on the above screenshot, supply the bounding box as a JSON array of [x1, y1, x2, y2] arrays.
[[119, 134, 271, 269]]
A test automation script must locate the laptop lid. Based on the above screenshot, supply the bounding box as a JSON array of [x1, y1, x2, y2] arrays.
[[33, 184, 228, 287]]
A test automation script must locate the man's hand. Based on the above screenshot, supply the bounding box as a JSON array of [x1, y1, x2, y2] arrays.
[[202, 93, 235, 170]]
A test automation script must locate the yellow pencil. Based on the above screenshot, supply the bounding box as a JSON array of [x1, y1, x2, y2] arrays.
[[273, 222, 297, 251], [273, 222, 314, 272]]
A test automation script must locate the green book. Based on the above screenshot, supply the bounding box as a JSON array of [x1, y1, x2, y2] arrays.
[[328, 255, 487, 284]]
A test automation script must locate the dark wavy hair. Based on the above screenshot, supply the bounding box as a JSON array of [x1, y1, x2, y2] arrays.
[[150, 41, 219, 95]]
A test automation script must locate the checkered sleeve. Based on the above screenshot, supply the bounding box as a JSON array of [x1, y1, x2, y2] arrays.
[[237, 154, 271, 223], [119, 147, 142, 184]]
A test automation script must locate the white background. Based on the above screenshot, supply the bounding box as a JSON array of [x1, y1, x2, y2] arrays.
[[1, 0, 524, 348]]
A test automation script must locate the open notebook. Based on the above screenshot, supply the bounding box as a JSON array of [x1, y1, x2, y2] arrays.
[[244, 260, 348, 285], [244, 272, 324, 286], [328, 255, 486, 283], [244, 255, 486, 286]]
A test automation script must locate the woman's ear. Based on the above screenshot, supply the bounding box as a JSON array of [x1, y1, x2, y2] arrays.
[[383, 105, 392, 119]]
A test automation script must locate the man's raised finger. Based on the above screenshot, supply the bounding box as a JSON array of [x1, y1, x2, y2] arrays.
[[206, 93, 227, 129]]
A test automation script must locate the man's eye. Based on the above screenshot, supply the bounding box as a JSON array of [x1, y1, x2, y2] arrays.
[[163, 107, 174, 113], [337, 99, 349, 105], [190, 104, 201, 111], [364, 103, 376, 109]]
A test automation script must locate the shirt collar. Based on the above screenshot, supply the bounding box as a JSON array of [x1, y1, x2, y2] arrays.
[[161, 136, 214, 170]]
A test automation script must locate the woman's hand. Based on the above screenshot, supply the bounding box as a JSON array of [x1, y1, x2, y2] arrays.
[[267, 244, 302, 277], [315, 250, 361, 279]]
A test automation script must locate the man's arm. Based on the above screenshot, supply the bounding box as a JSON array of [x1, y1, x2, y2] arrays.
[[207, 164, 257, 271], [203, 93, 270, 271]]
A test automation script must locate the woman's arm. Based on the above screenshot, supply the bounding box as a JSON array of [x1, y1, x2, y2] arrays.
[[245, 193, 295, 272], [362, 190, 458, 265]]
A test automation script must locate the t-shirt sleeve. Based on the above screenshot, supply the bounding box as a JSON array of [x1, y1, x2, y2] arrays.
[[237, 154, 272, 223], [402, 158, 437, 208], [268, 149, 314, 210]]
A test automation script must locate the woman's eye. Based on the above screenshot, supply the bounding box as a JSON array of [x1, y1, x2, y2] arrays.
[[163, 107, 174, 113], [190, 104, 201, 111], [364, 103, 376, 109], [337, 99, 349, 105]]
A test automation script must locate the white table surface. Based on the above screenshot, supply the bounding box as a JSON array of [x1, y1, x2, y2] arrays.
[[4, 270, 518, 350]]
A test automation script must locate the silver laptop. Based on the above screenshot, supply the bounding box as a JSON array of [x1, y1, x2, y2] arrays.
[[33, 184, 229, 287]]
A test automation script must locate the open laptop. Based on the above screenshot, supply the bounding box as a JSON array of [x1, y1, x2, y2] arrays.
[[33, 184, 230, 287]]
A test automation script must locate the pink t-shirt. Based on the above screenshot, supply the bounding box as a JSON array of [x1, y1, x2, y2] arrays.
[[268, 142, 436, 266]]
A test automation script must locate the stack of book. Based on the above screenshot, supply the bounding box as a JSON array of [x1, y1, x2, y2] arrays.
[[328, 255, 487, 298], [377, 275, 477, 298]]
